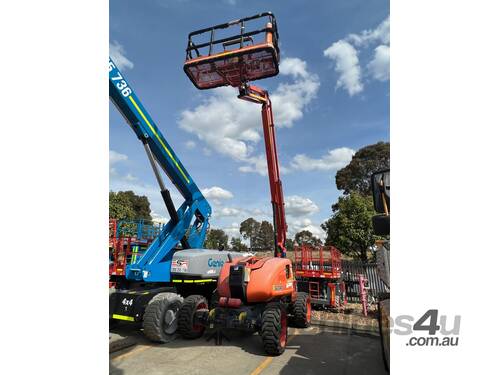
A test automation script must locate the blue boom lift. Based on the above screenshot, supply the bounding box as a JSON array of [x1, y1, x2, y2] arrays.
[[109, 57, 241, 342]]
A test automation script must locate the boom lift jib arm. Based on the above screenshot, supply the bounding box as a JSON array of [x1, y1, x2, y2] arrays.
[[109, 57, 211, 282], [182, 12, 287, 258], [238, 84, 288, 258]]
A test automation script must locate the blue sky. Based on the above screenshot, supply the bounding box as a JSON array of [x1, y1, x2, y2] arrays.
[[109, 0, 389, 240]]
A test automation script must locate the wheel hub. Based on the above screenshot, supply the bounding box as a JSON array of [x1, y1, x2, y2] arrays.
[[163, 308, 178, 335]]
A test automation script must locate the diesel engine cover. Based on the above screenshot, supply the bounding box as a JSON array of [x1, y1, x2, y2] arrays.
[[171, 249, 244, 278]]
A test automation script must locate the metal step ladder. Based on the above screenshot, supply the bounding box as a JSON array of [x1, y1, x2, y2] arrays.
[[309, 281, 320, 299]]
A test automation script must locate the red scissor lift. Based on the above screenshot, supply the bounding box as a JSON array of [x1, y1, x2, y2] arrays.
[[294, 245, 346, 309], [109, 219, 161, 288]]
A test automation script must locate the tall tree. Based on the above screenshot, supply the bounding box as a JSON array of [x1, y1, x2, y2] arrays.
[[255, 221, 275, 251], [240, 218, 261, 250], [230, 237, 248, 252], [204, 229, 229, 250], [294, 230, 322, 246], [110, 191, 134, 220], [109, 190, 152, 221], [321, 193, 379, 262], [336, 142, 390, 195]]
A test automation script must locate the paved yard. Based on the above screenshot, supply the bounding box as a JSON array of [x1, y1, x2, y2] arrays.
[[110, 323, 387, 375]]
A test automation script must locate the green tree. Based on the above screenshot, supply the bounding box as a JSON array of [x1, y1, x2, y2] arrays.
[[204, 229, 229, 250], [240, 218, 261, 250], [285, 238, 295, 253], [109, 191, 134, 220], [230, 237, 248, 252], [335, 142, 390, 195], [109, 190, 152, 221], [255, 221, 275, 251], [294, 230, 322, 246], [321, 193, 378, 262]]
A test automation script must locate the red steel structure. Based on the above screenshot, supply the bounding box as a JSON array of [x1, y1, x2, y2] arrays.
[[294, 245, 342, 279], [294, 245, 346, 309], [108, 219, 159, 287], [109, 237, 151, 277], [238, 85, 287, 257]]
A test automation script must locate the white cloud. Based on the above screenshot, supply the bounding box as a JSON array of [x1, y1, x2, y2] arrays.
[[346, 16, 390, 47], [110, 41, 134, 71], [223, 222, 241, 238], [109, 149, 184, 220], [151, 212, 168, 224], [109, 150, 128, 175], [109, 150, 127, 165], [124, 173, 137, 181], [290, 147, 354, 172], [110, 174, 183, 221], [179, 57, 319, 173], [279, 57, 309, 79], [324, 41, 363, 96], [285, 195, 320, 217], [209, 200, 272, 222], [288, 218, 325, 241], [367, 45, 390, 82], [201, 186, 234, 201], [238, 155, 268, 176], [324, 16, 390, 95], [216, 207, 241, 217], [240, 147, 354, 176], [185, 140, 196, 149]]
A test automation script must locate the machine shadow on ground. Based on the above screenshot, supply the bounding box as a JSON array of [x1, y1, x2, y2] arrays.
[[110, 324, 387, 375], [277, 330, 386, 375]]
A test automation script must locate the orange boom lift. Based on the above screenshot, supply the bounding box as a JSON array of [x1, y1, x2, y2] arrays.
[[177, 12, 311, 355]]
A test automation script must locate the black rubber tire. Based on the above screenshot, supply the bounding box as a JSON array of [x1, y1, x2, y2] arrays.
[[109, 288, 120, 330], [142, 293, 183, 343], [178, 295, 208, 339], [261, 302, 287, 356], [109, 318, 119, 329], [290, 292, 311, 328]]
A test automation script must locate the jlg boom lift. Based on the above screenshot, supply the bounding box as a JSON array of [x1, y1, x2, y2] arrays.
[[177, 12, 312, 355], [109, 58, 242, 342], [184, 12, 287, 258]]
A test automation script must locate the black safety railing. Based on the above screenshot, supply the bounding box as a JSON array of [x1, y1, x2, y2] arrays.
[[185, 12, 280, 60]]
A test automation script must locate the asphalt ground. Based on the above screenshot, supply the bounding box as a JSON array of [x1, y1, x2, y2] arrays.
[[110, 323, 387, 375]]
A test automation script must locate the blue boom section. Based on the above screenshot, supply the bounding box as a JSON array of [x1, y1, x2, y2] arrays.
[[109, 57, 211, 282]]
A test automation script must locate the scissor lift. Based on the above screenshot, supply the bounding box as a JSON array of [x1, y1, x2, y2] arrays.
[[294, 245, 347, 309], [108, 219, 165, 288]]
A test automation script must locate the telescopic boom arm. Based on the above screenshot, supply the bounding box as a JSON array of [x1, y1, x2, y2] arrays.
[[238, 84, 288, 258], [109, 57, 211, 282]]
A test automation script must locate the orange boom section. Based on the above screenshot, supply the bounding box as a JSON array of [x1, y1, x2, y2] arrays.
[[218, 256, 295, 303], [183, 12, 280, 90]]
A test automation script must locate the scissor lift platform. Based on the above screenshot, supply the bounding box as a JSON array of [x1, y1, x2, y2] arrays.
[[294, 245, 346, 309], [184, 12, 280, 89]]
